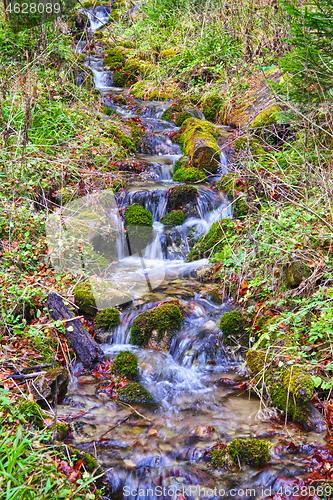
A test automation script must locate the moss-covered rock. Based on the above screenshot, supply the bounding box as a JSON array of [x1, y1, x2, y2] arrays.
[[211, 447, 228, 468], [49, 421, 69, 441], [219, 310, 250, 346], [227, 439, 271, 467], [95, 307, 120, 329], [19, 400, 46, 430], [173, 167, 205, 183], [187, 219, 237, 261], [179, 117, 220, 173], [161, 104, 183, 121], [284, 260, 312, 288], [103, 47, 125, 70], [202, 94, 224, 122], [161, 210, 186, 226], [111, 351, 139, 380], [113, 71, 126, 87], [124, 204, 153, 227], [130, 302, 183, 347], [173, 155, 190, 173], [167, 185, 198, 211], [246, 349, 267, 375], [74, 282, 97, 316], [281, 367, 314, 401], [250, 105, 281, 128], [175, 112, 193, 127], [118, 381, 154, 404]]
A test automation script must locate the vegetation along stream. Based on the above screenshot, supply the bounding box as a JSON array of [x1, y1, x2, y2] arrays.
[[1, 0, 333, 499]]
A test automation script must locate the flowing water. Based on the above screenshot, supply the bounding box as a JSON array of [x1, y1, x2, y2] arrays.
[[62, 10, 328, 498]]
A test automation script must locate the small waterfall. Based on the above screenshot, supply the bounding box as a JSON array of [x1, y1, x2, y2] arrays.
[[84, 5, 111, 32], [121, 189, 169, 221], [91, 68, 114, 91]]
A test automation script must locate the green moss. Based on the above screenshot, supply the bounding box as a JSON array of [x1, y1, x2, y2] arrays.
[[74, 282, 97, 316], [270, 382, 306, 423], [118, 381, 154, 404], [159, 48, 178, 60], [103, 48, 125, 70], [173, 167, 205, 183], [202, 94, 224, 122], [161, 104, 183, 121], [179, 118, 220, 172], [83, 452, 101, 473], [49, 422, 69, 440], [111, 351, 139, 380], [233, 137, 266, 157], [124, 204, 153, 227], [187, 219, 237, 261], [219, 310, 249, 345], [227, 439, 271, 467], [173, 156, 190, 173], [19, 400, 46, 430], [167, 185, 198, 211], [130, 302, 183, 347], [250, 105, 281, 128], [161, 210, 186, 226], [95, 307, 120, 329], [175, 112, 193, 127], [211, 447, 228, 468], [246, 349, 267, 375], [113, 71, 126, 87], [281, 367, 314, 401]]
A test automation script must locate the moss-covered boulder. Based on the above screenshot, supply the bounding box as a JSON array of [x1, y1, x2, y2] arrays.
[[124, 204, 153, 227], [19, 400, 46, 430], [187, 219, 237, 261], [95, 307, 120, 330], [161, 210, 186, 226], [118, 381, 154, 404], [130, 302, 183, 347], [227, 439, 271, 467], [167, 185, 198, 211], [49, 421, 70, 441], [111, 351, 139, 380], [284, 260, 312, 288], [113, 71, 126, 87], [219, 310, 250, 346], [175, 112, 193, 127], [161, 104, 183, 121], [103, 48, 125, 70], [250, 105, 281, 128], [202, 94, 224, 122], [179, 118, 220, 173], [74, 282, 97, 316], [173, 155, 190, 172], [246, 349, 315, 425], [173, 167, 205, 183]]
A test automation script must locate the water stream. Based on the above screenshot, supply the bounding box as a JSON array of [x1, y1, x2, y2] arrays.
[[62, 10, 327, 498]]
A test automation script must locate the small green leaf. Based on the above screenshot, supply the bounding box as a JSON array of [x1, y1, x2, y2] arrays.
[[311, 376, 322, 388]]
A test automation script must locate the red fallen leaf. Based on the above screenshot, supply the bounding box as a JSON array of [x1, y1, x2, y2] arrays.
[[74, 459, 85, 471], [219, 378, 237, 386], [118, 380, 128, 389], [234, 382, 250, 391], [68, 470, 81, 483], [112, 394, 119, 399]]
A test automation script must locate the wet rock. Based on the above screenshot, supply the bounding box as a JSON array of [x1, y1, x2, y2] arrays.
[[195, 425, 215, 438], [77, 375, 96, 385], [32, 367, 69, 406], [95, 328, 113, 343], [167, 185, 198, 211], [303, 401, 326, 433]]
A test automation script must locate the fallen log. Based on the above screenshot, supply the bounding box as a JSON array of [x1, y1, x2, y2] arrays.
[[47, 292, 105, 369], [179, 118, 221, 173]]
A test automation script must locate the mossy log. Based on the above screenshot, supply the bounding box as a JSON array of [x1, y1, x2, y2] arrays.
[[47, 292, 105, 369], [179, 118, 221, 173]]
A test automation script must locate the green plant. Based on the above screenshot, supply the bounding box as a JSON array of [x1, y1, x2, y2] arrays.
[[173, 167, 205, 183], [124, 204, 153, 227], [111, 351, 139, 380]]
